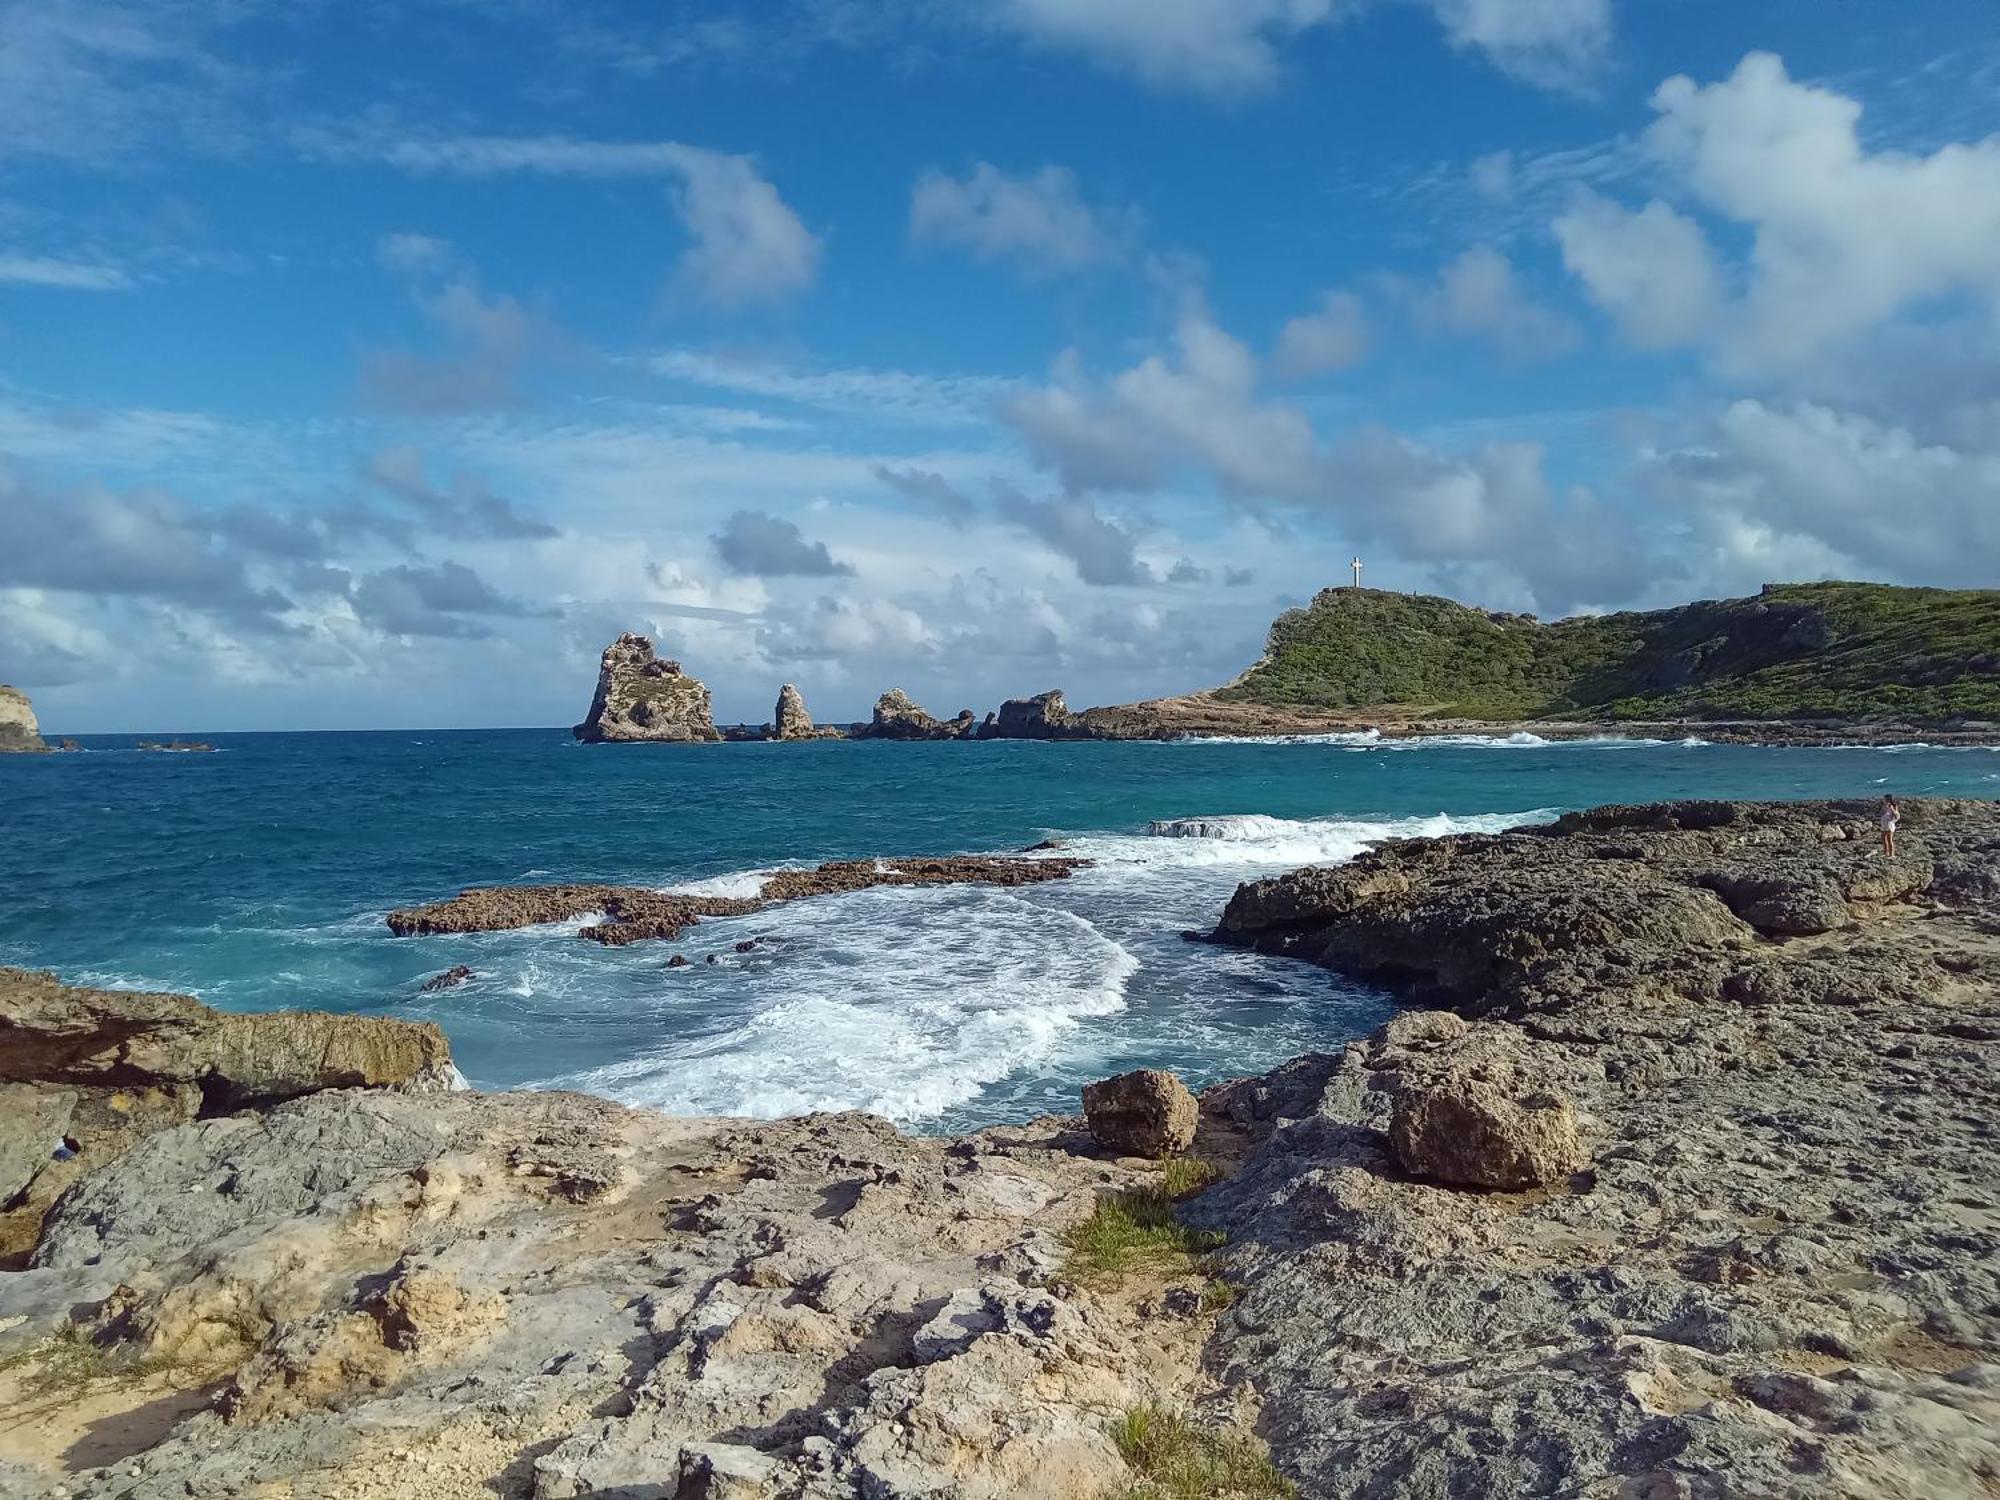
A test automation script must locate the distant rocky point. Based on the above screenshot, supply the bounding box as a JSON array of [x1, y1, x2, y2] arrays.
[[137, 739, 216, 753], [573, 633, 722, 743], [0, 685, 47, 754]]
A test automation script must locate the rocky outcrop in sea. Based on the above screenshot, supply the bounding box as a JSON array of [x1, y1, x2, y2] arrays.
[[573, 634, 723, 744], [4, 800, 1996, 1498], [0, 686, 47, 754], [864, 688, 977, 740]]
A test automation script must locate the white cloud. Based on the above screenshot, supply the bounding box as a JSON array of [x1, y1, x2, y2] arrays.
[[910, 162, 1132, 274], [1427, 0, 1611, 91], [985, 0, 1610, 96], [1398, 245, 1580, 359], [646, 348, 1016, 427], [1274, 290, 1371, 377], [348, 133, 821, 308], [1566, 52, 2000, 371], [1469, 149, 1515, 203], [1640, 398, 2000, 590], [0, 253, 134, 290], [1554, 192, 1723, 349]]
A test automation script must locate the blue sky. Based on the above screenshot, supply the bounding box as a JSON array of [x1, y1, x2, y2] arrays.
[[3, 0, 1999, 732]]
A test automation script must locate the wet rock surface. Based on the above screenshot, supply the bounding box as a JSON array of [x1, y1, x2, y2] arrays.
[[572, 634, 723, 744], [1193, 797, 2000, 1496], [387, 855, 1090, 945]]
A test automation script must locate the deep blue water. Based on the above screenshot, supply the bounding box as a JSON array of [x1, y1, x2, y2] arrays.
[[4, 729, 1994, 1129]]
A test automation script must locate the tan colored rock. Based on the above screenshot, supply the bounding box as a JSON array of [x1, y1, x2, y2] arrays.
[[867, 688, 975, 740], [573, 633, 722, 744], [1388, 1073, 1586, 1190], [1082, 1068, 1199, 1157], [773, 682, 814, 740], [0, 684, 47, 753]]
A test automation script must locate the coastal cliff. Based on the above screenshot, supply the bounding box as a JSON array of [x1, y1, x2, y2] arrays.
[[573, 634, 722, 743], [1, 799, 1995, 1497], [0, 686, 47, 754]]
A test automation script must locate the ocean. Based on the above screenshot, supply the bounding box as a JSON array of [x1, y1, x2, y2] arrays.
[[4, 729, 1993, 1131]]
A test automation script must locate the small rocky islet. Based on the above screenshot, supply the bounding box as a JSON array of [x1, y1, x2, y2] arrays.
[[1, 796, 1996, 1497]]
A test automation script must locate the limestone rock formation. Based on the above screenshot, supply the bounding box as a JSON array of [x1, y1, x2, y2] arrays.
[[0, 967, 454, 1263], [0, 685, 47, 753], [573, 634, 722, 744], [1081, 1068, 1198, 1158], [773, 682, 814, 739], [988, 689, 1077, 739], [866, 688, 975, 740]]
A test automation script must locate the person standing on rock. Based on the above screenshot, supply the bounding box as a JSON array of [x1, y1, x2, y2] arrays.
[[1880, 794, 1900, 858]]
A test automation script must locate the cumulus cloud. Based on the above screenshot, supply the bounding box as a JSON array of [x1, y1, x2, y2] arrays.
[[994, 486, 1151, 585], [1166, 558, 1210, 584], [1563, 53, 2000, 371], [712, 510, 855, 577], [1427, 0, 1611, 91], [1274, 290, 1371, 377], [347, 561, 539, 638], [1395, 245, 1580, 359], [356, 135, 821, 308], [985, 0, 1611, 96], [1639, 398, 2000, 592], [910, 162, 1133, 274], [363, 446, 559, 541], [1554, 192, 1723, 349], [873, 464, 979, 527]]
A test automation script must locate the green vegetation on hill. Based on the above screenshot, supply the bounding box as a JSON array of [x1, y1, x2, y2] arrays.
[[1217, 582, 2000, 724]]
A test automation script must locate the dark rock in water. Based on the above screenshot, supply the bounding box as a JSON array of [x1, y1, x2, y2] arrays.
[[864, 688, 975, 740], [1021, 838, 1066, 852], [705, 953, 718, 965], [734, 939, 758, 954], [384, 857, 1091, 948], [421, 965, 475, 992], [1081, 1068, 1198, 1158], [0, 686, 49, 753], [573, 633, 722, 744], [666, 954, 689, 968], [56, 738, 80, 752], [137, 739, 215, 752]]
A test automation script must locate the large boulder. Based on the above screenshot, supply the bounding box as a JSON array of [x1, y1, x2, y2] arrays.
[[573, 634, 722, 744], [0, 684, 47, 753], [866, 689, 975, 740], [1081, 1068, 1198, 1158], [1388, 1073, 1587, 1190]]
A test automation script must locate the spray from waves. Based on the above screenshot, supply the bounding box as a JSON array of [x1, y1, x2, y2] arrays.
[[1058, 808, 1557, 873], [529, 884, 1138, 1122], [1171, 729, 1706, 750]]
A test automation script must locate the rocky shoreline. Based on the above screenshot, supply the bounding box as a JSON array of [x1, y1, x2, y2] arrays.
[[2, 797, 1996, 1497], [568, 635, 2000, 749]]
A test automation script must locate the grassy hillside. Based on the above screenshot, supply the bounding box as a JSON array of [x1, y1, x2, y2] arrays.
[[1216, 582, 2000, 724]]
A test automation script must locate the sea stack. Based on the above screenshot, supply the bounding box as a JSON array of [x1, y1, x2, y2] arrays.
[[0, 685, 48, 753], [773, 683, 814, 740], [573, 634, 722, 744], [867, 688, 976, 740]]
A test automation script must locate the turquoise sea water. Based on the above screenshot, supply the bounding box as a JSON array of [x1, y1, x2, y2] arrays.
[[4, 729, 1995, 1130]]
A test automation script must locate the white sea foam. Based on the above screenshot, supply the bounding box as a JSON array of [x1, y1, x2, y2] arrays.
[[1067, 808, 1554, 873], [668, 870, 776, 900], [530, 884, 1138, 1122]]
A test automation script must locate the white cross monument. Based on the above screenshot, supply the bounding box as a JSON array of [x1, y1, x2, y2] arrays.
[[1350, 556, 1364, 589]]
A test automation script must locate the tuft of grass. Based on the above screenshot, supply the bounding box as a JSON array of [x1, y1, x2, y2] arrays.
[[1199, 1278, 1242, 1313], [1063, 1160, 1226, 1284], [1114, 1405, 1295, 1500]]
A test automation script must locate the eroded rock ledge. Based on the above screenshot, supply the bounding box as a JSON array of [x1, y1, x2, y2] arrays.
[[3, 799, 1996, 1499], [1193, 796, 2000, 1496], [386, 854, 1090, 945]]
